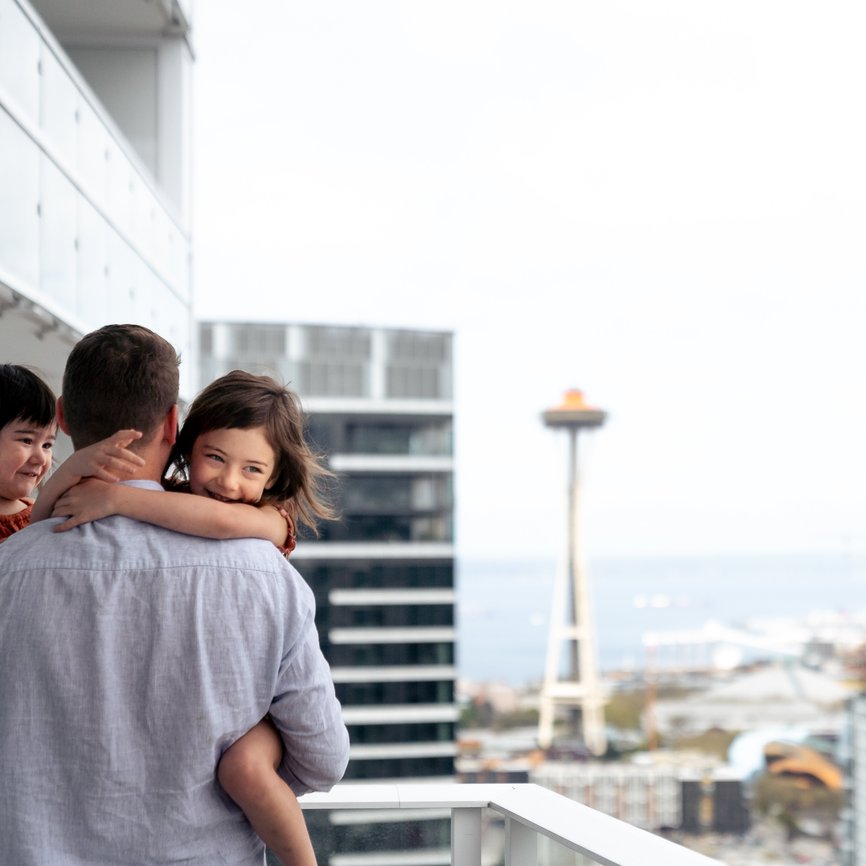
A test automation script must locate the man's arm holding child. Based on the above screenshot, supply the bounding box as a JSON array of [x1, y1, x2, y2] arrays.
[[268, 569, 350, 794]]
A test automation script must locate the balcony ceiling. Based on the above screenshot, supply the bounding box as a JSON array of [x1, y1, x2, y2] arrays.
[[0, 299, 80, 397], [31, 0, 191, 40]]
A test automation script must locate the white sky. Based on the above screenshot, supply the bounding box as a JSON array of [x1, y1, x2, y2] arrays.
[[192, 2, 866, 561]]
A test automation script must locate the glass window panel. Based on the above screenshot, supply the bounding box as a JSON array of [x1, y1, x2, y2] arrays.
[[0, 110, 39, 289], [301, 811, 450, 866], [385, 363, 451, 399], [0, 0, 39, 125], [343, 755, 453, 780], [39, 155, 77, 311], [539, 834, 594, 866], [305, 326, 371, 359]]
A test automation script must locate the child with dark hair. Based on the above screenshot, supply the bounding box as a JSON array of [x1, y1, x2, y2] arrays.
[[34, 369, 336, 866], [0, 365, 57, 541]]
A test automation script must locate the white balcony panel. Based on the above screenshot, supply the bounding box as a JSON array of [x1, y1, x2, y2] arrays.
[[39, 42, 78, 159], [107, 139, 135, 239], [131, 179, 159, 267], [75, 97, 111, 215], [106, 231, 135, 323], [350, 742, 458, 761], [0, 109, 39, 290], [329, 455, 453, 474], [330, 627, 455, 645], [330, 589, 455, 606], [341, 705, 459, 725], [39, 155, 77, 310], [0, 0, 39, 124], [331, 665, 456, 683], [293, 542, 453, 561], [0, 0, 191, 340], [75, 196, 109, 323]]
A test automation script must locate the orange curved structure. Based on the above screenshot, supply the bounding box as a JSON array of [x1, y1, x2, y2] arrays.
[[764, 741, 842, 791]]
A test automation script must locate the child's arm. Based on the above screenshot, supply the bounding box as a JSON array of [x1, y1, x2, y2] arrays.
[[31, 430, 145, 522], [51, 480, 292, 548]]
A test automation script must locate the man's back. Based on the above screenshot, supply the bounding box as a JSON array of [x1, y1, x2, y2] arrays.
[[0, 495, 348, 865]]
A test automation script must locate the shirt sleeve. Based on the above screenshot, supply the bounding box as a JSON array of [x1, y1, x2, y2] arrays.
[[268, 573, 350, 795], [274, 507, 296, 557]]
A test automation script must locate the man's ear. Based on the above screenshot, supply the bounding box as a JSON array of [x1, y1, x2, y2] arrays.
[[164, 404, 179, 447], [56, 397, 70, 435]]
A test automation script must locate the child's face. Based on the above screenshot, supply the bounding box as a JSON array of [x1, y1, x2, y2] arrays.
[[0, 419, 56, 503], [188, 427, 277, 505]]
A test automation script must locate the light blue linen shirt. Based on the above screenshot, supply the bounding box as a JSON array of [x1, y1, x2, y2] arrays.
[[0, 481, 349, 865]]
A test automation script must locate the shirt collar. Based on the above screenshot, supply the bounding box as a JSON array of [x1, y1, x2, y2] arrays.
[[119, 480, 165, 491]]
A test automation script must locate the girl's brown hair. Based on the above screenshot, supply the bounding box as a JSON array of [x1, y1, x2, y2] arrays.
[[166, 370, 335, 534]]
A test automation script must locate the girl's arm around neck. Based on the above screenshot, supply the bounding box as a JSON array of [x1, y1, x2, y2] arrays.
[[32, 430, 144, 522], [51, 481, 290, 547]]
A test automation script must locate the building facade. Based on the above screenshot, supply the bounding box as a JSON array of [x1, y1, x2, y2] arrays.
[[532, 762, 749, 835], [199, 320, 458, 865], [0, 0, 193, 397], [840, 694, 866, 866]]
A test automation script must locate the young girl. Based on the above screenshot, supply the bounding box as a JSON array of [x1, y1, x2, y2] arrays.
[[0, 365, 58, 541], [34, 370, 336, 866]]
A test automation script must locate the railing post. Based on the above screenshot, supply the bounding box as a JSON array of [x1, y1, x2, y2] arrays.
[[452, 807, 482, 866], [505, 816, 537, 866]]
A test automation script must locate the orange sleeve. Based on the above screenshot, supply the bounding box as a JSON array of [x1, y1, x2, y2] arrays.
[[274, 506, 296, 557]]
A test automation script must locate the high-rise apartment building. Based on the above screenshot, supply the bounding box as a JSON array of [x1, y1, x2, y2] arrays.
[[840, 693, 866, 866], [1, 0, 193, 395], [199, 320, 458, 865]]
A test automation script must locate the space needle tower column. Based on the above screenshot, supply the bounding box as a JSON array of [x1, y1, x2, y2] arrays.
[[538, 389, 607, 756]]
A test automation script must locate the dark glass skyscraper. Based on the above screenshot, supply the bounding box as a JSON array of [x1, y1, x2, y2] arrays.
[[198, 321, 456, 865]]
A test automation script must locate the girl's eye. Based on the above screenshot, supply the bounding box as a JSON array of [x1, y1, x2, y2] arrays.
[[18, 438, 33, 446], [43, 442, 54, 451], [205, 453, 224, 463], [245, 466, 263, 474]]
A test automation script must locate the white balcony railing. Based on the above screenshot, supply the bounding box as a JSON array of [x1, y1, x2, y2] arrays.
[[301, 783, 723, 866]]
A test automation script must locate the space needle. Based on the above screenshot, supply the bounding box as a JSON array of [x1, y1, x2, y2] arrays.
[[537, 389, 607, 756]]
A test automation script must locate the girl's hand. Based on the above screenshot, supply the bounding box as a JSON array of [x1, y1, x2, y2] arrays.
[[64, 430, 145, 483], [51, 478, 118, 531]]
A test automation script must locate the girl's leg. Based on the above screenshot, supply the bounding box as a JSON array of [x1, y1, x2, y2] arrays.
[[218, 718, 317, 866]]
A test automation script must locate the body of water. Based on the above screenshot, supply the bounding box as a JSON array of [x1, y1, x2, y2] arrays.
[[457, 552, 866, 684]]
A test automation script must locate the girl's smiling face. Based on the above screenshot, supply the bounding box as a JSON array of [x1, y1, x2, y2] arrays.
[[188, 426, 277, 505], [0, 419, 56, 512]]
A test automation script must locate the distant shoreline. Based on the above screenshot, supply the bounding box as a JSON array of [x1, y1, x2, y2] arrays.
[[457, 551, 866, 685]]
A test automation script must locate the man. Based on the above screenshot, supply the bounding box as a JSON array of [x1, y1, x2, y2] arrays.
[[0, 324, 349, 864]]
